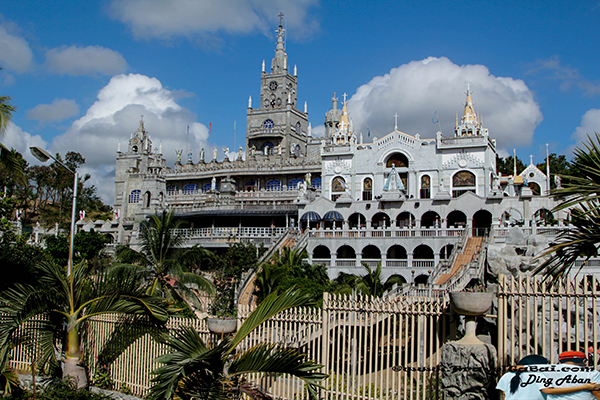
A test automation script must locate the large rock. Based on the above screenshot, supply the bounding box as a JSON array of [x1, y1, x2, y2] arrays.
[[440, 342, 498, 400]]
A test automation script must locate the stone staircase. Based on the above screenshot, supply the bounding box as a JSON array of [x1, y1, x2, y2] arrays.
[[434, 236, 484, 286]]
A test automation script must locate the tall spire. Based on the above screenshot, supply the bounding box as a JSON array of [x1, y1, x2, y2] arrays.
[[462, 83, 478, 125], [271, 12, 287, 74]]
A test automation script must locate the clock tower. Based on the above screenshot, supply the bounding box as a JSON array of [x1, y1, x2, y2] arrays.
[[246, 15, 308, 159]]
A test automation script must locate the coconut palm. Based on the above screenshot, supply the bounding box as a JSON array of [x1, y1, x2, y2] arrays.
[[0, 259, 170, 390], [114, 209, 215, 312], [0, 92, 25, 180], [534, 133, 600, 278], [335, 262, 405, 297], [147, 287, 327, 400]]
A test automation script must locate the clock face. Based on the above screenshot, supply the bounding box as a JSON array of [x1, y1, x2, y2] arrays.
[[269, 81, 278, 91]]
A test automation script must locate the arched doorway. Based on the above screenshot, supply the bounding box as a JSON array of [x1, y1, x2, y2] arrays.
[[337, 245, 356, 259], [371, 212, 391, 228], [396, 212, 415, 228], [421, 211, 441, 228], [348, 213, 366, 229], [313, 245, 330, 259], [446, 210, 467, 228], [473, 209, 493, 236], [414, 274, 429, 285], [440, 244, 454, 260], [362, 245, 381, 260]]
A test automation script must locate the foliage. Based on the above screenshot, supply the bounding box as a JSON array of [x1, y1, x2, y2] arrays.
[[536, 153, 574, 189], [496, 154, 526, 176], [92, 364, 113, 390], [254, 247, 331, 305], [0, 259, 170, 389], [3, 378, 114, 399], [113, 209, 215, 314], [535, 133, 600, 279], [210, 242, 261, 317], [147, 287, 327, 400], [334, 262, 405, 297], [44, 230, 111, 267]]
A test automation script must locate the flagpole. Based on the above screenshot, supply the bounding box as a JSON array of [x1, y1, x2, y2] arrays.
[[546, 143, 550, 192]]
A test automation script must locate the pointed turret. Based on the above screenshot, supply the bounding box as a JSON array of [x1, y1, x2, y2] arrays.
[[454, 83, 488, 138], [271, 13, 287, 74]]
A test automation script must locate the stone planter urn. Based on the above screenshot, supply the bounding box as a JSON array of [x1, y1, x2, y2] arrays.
[[207, 318, 237, 335], [450, 292, 493, 345], [450, 292, 493, 316]]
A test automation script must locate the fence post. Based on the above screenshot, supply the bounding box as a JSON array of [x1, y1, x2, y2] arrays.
[[321, 292, 330, 400]]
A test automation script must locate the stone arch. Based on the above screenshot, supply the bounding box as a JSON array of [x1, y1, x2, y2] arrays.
[[385, 152, 409, 168], [528, 181, 541, 195], [452, 170, 476, 197], [421, 211, 441, 228], [473, 209, 493, 236], [440, 244, 454, 260], [331, 176, 346, 202], [420, 174, 431, 199], [362, 177, 373, 201], [371, 212, 391, 228], [387, 245, 407, 259], [348, 212, 366, 229], [414, 274, 429, 284], [413, 244, 434, 259], [143, 191, 151, 208], [313, 245, 331, 259], [396, 212, 415, 228], [501, 208, 523, 226], [446, 210, 467, 228], [534, 208, 555, 225], [362, 245, 381, 259], [128, 190, 141, 204], [337, 245, 356, 259]]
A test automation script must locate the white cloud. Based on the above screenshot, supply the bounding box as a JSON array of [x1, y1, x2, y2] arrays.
[[348, 57, 543, 153], [0, 123, 48, 165], [26, 99, 80, 123], [571, 109, 600, 154], [0, 23, 34, 73], [49, 73, 209, 203], [45, 45, 128, 76], [109, 0, 319, 42]]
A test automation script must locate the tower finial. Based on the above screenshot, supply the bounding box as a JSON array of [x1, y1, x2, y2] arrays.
[[278, 12, 284, 27]]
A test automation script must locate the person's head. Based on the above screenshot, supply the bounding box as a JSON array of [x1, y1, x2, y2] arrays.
[[559, 351, 587, 366], [510, 355, 549, 394]]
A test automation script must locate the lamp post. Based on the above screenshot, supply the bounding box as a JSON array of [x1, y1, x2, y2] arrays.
[[30, 147, 78, 277]]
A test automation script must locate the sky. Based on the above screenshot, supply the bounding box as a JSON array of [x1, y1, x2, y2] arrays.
[[1, 0, 600, 204]]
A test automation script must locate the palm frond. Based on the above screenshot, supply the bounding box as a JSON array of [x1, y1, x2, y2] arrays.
[[229, 287, 314, 353]]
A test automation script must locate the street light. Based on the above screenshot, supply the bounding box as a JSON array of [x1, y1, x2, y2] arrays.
[[30, 147, 78, 277]]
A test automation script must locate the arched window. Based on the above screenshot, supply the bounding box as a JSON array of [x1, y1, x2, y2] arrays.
[[266, 180, 282, 191], [295, 121, 301, 133], [183, 184, 198, 195], [312, 177, 322, 189], [331, 176, 345, 202], [128, 190, 141, 203], [313, 245, 330, 259], [288, 178, 303, 190], [362, 177, 372, 201], [262, 142, 273, 155], [528, 182, 541, 195], [452, 170, 476, 197], [420, 175, 431, 199], [144, 191, 151, 208], [166, 185, 177, 195], [386, 153, 409, 168]]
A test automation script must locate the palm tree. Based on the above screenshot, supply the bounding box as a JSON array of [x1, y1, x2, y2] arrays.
[[254, 247, 308, 302], [0, 92, 25, 180], [0, 260, 170, 390], [335, 262, 405, 297], [114, 209, 215, 313], [535, 133, 600, 278], [147, 287, 327, 400]]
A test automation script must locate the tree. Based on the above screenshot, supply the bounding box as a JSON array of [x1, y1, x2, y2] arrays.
[[0, 260, 170, 390], [44, 230, 111, 270], [496, 154, 526, 176], [535, 134, 600, 278], [147, 287, 327, 400], [0, 91, 25, 182], [114, 209, 215, 314], [334, 262, 405, 297], [536, 153, 574, 190], [254, 247, 331, 304]]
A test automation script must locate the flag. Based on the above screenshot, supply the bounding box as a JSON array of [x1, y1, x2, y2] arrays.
[[432, 110, 439, 124], [367, 129, 371, 137], [209, 122, 212, 133]]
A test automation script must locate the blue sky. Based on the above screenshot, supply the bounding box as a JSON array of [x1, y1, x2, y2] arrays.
[[1, 0, 599, 203]]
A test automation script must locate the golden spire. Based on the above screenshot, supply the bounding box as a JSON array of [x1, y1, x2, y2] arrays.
[[338, 93, 350, 133]]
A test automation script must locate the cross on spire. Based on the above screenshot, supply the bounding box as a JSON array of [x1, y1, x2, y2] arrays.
[[278, 12, 284, 26], [342, 93, 348, 103], [394, 113, 398, 130], [530, 154, 534, 165]]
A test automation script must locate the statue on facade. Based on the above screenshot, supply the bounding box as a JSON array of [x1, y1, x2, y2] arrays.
[[383, 165, 405, 191], [250, 145, 256, 157], [223, 147, 230, 161], [212, 147, 218, 160], [554, 175, 562, 189], [176, 149, 182, 164], [200, 148, 205, 163], [263, 145, 269, 156], [305, 172, 312, 186], [211, 176, 216, 191], [276, 143, 282, 155], [237, 146, 243, 160], [187, 149, 193, 163]]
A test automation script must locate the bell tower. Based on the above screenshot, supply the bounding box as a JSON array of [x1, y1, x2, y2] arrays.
[[246, 13, 309, 159]]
